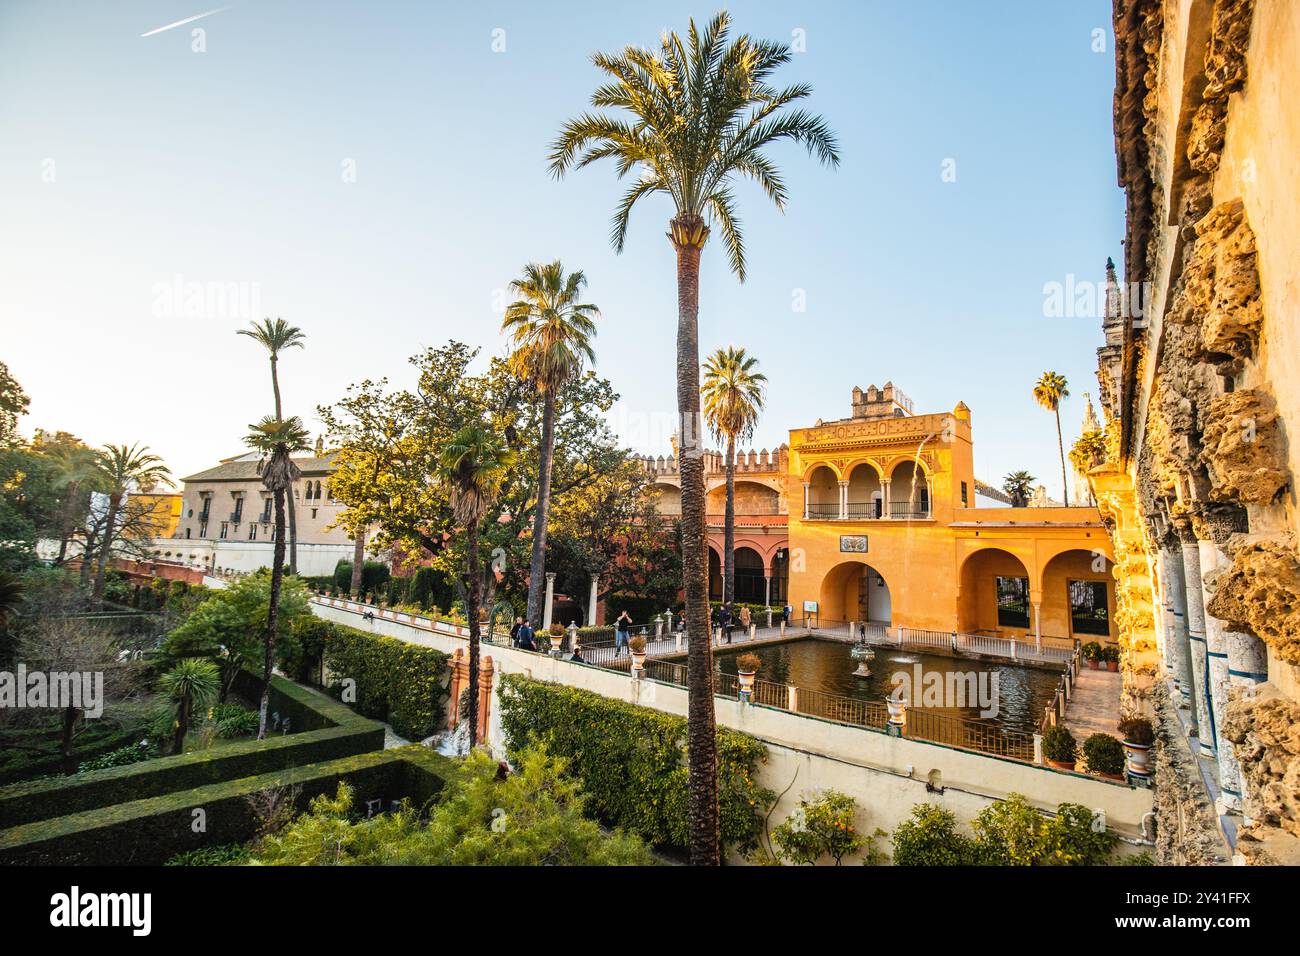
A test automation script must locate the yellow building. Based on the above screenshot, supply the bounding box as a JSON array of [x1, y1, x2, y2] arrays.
[[784, 385, 1118, 643], [131, 490, 182, 540]]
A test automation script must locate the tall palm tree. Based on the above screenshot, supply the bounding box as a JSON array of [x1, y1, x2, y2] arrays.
[[91, 443, 171, 600], [438, 423, 513, 749], [550, 12, 838, 865], [1002, 471, 1036, 508], [1033, 372, 1071, 507], [238, 318, 307, 573], [245, 415, 311, 738], [502, 260, 600, 629], [701, 347, 766, 603], [48, 443, 102, 564]]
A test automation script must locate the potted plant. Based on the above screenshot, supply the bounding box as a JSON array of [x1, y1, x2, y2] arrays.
[[1102, 644, 1120, 671], [736, 652, 762, 699], [1117, 716, 1154, 780], [548, 622, 565, 654], [1082, 733, 1126, 781], [1042, 725, 1078, 770], [628, 634, 648, 674], [1082, 641, 1102, 670]]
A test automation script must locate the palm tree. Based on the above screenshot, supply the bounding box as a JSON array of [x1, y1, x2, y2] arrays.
[[238, 318, 307, 573], [701, 347, 767, 603], [549, 12, 838, 865], [47, 443, 101, 565], [502, 260, 600, 630], [245, 415, 311, 738], [158, 657, 220, 755], [1033, 372, 1071, 507], [1002, 471, 1036, 508], [91, 443, 171, 600], [438, 423, 513, 750]]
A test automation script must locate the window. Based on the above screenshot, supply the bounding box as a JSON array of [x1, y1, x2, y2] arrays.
[[232, 498, 243, 523], [219, 522, 228, 540], [185, 528, 191, 539], [995, 576, 1030, 628], [961, 481, 968, 506], [249, 524, 258, 540], [261, 498, 272, 522], [1069, 580, 1110, 636], [311, 508, 318, 519], [199, 521, 208, 538]]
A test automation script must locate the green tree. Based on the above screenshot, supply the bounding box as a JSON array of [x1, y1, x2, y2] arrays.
[[1001, 470, 1036, 508], [156, 658, 221, 755], [238, 318, 307, 573], [252, 747, 654, 866], [244, 415, 311, 737], [771, 789, 866, 865], [0, 360, 29, 448], [437, 423, 513, 748], [501, 260, 601, 629], [90, 444, 171, 600], [1033, 371, 1071, 507], [701, 347, 767, 603], [550, 11, 839, 864]]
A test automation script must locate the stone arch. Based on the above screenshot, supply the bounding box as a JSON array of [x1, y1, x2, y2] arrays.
[[653, 481, 681, 515], [818, 560, 893, 624], [846, 461, 884, 519], [957, 547, 1032, 635], [1040, 548, 1117, 641], [888, 459, 931, 518], [804, 464, 840, 519], [706, 479, 781, 515]]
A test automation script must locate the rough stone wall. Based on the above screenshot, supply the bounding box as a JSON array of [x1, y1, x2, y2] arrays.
[[1223, 687, 1300, 863], [1207, 536, 1300, 665]]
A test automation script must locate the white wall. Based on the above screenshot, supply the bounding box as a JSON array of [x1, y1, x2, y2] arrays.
[[311, 599, 1154, 862]]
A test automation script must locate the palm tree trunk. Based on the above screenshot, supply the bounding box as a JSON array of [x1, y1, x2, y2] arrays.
[[466, 517, 482, 749], [286, 486, 299, 576], [350, 525, 365, 598], [259, 483, 287, 739], [92, 493, 122, 600], [672, 217, 720, 866], [724, 436, 735, 604], [56, 481, 79, 564], [525, 393, 557, 627], [271, 356, 282, 419], [1055, 409, 1070, 507]]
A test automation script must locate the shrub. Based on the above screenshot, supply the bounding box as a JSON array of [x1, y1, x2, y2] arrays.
[[891, 803, 979, 866], [1117, 717, 1154, 746], [627, 634, 647, 654], [332, 560, 390, 596], [497, 674, 772, 853], [1082, 733, 1126, 776], [164, 843, 252, 866], [321, 622, 448, 740], [1101, 644, 1120, 663], [736, 652, 762, 674], [771, 790, 865, 865], [215, 708, 259, 739], [1042, 725, 1077, 763], [77, 741, 159, 774], [1082, 641, 1102, 661]]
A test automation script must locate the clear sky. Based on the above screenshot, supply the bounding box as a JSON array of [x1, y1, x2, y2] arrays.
[[0, 0, 1122, 499]]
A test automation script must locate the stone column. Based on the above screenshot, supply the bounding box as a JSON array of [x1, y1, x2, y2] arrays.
[[542, 572, 556, 630], [1178, 527, 1215, 757], [764, 572, 771, 608], [802, 482, 811, 520], [1160, 545, 1196, 720], [587, 573, 599, 627], [477, 656, 495, 743], [1033, 601, 1042, 646], [881, 478, 891, 519], [838, 480, 849, 520]]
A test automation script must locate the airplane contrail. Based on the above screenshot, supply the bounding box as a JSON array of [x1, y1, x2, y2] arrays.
[[140, 6, 231, 38]]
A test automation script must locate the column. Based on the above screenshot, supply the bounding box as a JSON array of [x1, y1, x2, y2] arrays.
[[764, 572, 771, 608], [1200, 540, 1263, 812], [882, 478, 891, 519], [477, 656, 495, 743], [588, 573, 600, 627], [1161, 545, 1196, 720], [542, 572, 556, 630], [1178, 527, 1214, 757], [838, 480, 849, 520], [1032, 601, 1042, 647], [802, 481, 811, 520]]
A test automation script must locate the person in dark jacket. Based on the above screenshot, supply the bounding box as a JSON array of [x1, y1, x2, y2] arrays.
[[614, 610, 633, 656], [509, 616, 523, 645], [516, 620, 536, 651]]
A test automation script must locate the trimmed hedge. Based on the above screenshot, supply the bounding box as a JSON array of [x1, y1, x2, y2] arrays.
[[0, 724, 144, 786], [0, 673, 383, 828], [497, 674, 772, 853], [322, 622, 449, 740], [0, 746, 454, 866]]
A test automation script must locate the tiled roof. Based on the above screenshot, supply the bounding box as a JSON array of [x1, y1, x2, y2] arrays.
[[181, 452, 338, 483]]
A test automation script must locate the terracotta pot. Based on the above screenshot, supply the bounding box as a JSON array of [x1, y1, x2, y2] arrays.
[[1098, 771, 1125, 782], [1106, 661, 1119, 672], [1086, 659, 1099, 670], [1047, 758, 1076, 771]]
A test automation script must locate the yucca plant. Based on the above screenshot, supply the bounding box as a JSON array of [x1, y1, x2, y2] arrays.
[[550, 11, 838, 865], [158, 658, 221, 755]]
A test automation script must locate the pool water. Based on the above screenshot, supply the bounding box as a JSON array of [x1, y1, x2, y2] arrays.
[[713, 638, 1061, 735]]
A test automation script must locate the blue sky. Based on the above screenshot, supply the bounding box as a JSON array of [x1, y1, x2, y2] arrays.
[[0, 1, 1122, 498]]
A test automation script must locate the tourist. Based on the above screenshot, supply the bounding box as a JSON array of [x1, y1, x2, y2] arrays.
[[516, 620, 536, 651], [570, 645, 586, 664], [721, 602, 734, 644], [509, 616, 523, 644], [739, 604, 751, 634], [614, 610, 632, 656], [675, 607, 685, 633], [782, 602, 793, 626]]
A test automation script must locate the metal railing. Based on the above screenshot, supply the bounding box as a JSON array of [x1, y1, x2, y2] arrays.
[[889, 501, 930, 519], [845, 501, 882, 519], [905, 708, 1038, 761], [1039, 645, 1083, 735], [806, 502, 839, 519]]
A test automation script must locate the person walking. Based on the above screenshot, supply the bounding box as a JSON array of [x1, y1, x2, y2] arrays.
[[782, 602, 793, 626], [614, 610, 632, 657], [516, 619, 537, 651], [510, 616, 523, 645], [739, 604, 751, 637]]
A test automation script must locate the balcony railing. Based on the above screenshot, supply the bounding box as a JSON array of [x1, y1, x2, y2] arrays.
[[845, 501, 882, 519], [806, 503, 839, 519], [228, 511, 243, 524], [807, 501, 929, 520], [889, 501, 930, 519]]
